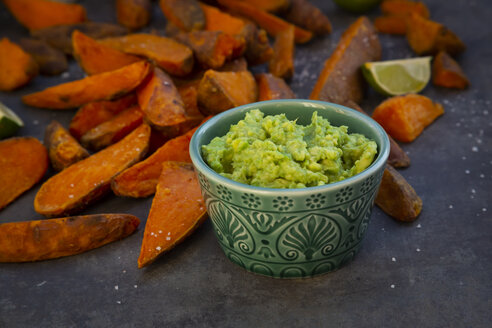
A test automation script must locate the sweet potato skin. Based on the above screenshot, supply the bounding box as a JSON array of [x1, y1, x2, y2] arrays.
[[116, 0, 151, 30], [0, 137, 49, 211], [310, 17, 381, 104], [159, 0, 205, 31], [374, 15, 407, 35], [237, 0, 290, 13], [19, 38, 68, 76], [3, 0, 87, 31], [372, 94, 444, 143], [381, 0, 430, 18], [0, 214, 140, 262], [283, 0, 332, 35], [34, 124, 150, 217], [72, 30, 141, 75], [269, 25, 295, 79], [22, 60, 150, 109], [0, 38, 39, 91], [137, 162, 207, 268], [432, 51, 469, 89], [45, 120, 89, 171], [375, 165, 422, 222], [256, 73, 295, 101]]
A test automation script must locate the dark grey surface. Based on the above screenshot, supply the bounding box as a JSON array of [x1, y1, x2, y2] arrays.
[[0, 1, 491, 327]]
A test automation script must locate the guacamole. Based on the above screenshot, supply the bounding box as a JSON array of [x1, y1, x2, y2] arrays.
[[202, 109, 377, 189]]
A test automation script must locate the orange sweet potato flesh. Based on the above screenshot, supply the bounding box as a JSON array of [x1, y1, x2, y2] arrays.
[[116, 0, 151, 30], [22, 60, 150, 109], [372, 94, 444, 143], [217, 0, 313, 44], [374, 15, 407, 35], [0, 214, 140, 262], [69, 93, 137, 140], [45, 120, 89, 171], [269, 25, 295, 79], [31, 22, 129, 55], [237, 0, 290, 13], [159, 0, 205, 31], [34, 124, 150, 217], [310, 16, 381, 104], [432, 51, 469, 89], [197, 69, 257, 115], [72, 30, 141, 75], [381, 0, 430, 18], [200, 3, 246, 36], [0, 137, 48, 211], [0, 38, 39, 91], [375, 164, 422, 222], [80, 105, 143, 151], [19, 38, 68, 76], [100, 34, 194, 76], [137, 162, 207, 268], [283, 0, 332, 35], [111, 124, 202, 198], [3, 0, 87, 31], [256, 73, 295, 101], [406, 13, 465, 56]]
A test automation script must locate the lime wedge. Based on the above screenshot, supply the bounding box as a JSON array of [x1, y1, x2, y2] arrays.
[[0, 102, 24, 139], [362, 57, 432, 96]]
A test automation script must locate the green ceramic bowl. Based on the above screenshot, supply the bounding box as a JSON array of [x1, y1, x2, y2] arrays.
[[190, 100, 389, 278]]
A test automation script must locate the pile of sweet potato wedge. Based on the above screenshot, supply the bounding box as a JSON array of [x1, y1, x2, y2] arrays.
[[0, 0, 468, 266]]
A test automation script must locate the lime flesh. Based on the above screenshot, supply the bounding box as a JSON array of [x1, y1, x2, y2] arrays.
[[0, 102, 24, 139], [362, 57, 432, 96]]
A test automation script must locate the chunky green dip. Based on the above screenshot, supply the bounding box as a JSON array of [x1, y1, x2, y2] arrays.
[[202, 109, 377, 189]]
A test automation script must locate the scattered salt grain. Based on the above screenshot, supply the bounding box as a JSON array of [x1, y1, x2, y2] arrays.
[[480, 173, 485, 178], [37, 281, 47, 287], [471, 189, 476, 194], [449, 205, 454, 209], [465, 170, 470, 174], [158, 230, 162, 234], [472, 146, 479, 152], [482, 208, 487, 212], [134, 285, 138, 288], [416, 248, 421, 252], [114, 285, 119, 290], [391, 257, 396, 262], [156, 246, 161, 251], [68, 194, 74, 199], [390, 284, 395, 289], [166, 237, 171, 241], [116, 301, 121, 304], [61, 72, 70, 79]]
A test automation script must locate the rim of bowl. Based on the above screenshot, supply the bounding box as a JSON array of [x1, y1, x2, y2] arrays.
[[190, 99, 390, 196]]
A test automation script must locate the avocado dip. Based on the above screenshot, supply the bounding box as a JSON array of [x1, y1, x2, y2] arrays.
[[202, 109, 378, 189]]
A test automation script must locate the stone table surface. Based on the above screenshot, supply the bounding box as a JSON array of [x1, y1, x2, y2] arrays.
[[0, 0, 490, 327]]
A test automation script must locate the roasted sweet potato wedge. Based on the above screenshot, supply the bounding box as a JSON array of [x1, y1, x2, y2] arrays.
[[80, 105, 143, 151], [372, 94, 444, 143], [380, 0, 430, 18], [19, 38, 68, 76], [374, 15, 407, 35], [31, 22, 128, 55], [256, 73, 295, 101], [243, 24, 274, 66], [0, 214, 140, 262], [159, 0, 205, 31], [3, 0, 87, 31], [116, 0, 151, 30], [376, 165, 422, 222], [269, 25, 295, 79], [432, 51, 469, 89], [45, 120, 89, 171], [100, 34, 194, 76], [69, 93, 138, 140], [137, 162, 207, 268], [197, 69, 257, 115], [236, 0, 290, 13], [34, 124, 150, 217], [310, 17, 381, 104], [283, 0, 332, 35], [0, 137, 48, 211], [0, 38, 39, 91], [72, 30, 141, 75], [22, 60, 150, 109]]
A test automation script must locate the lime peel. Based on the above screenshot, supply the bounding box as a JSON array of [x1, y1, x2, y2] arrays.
[[0, 102, 24, 139]]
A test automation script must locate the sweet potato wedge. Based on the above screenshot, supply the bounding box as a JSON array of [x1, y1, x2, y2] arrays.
[[197, 69, 257, 115], [256, 73, 295, 101], [72, 30, 141, 75], [0, 137, 49, 211], [34, 124, 150, 217], [69, 93, 138, 140], [22, 60, 150, 109], [111, 124, 201, 198], [3, 0, 87, 31], [100, 34, 194, 76], [237, 0, 290, 13], [219, 57, 248, 72], [0, 38, 39, 91], [45, 120, 89, 171], [19, 38, 68, 76], [31, 22, 128, 55], [200, 2, 246, 36], [269, 25, 295, 79], [374, 15, 407, 35], [116, 0, 151, 30], [159, 0, 205, 31], [137, 162, 207, 268], [372, 94, 444, 143], [310, 16, 381, 105], [283, 0, 332, 35], [376, 165, 422, 222], [0, 214, 140, 262], [243, 24, 274, 66], [432, 51, 469, 89], [380, 0, 430, 18], [217, 0, 313, 44], [406, 13, 465, 56], [80, 105, 143, 151]]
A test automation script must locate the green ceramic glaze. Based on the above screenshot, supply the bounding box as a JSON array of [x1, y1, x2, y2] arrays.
[[190, 100, 389, 278]]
